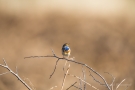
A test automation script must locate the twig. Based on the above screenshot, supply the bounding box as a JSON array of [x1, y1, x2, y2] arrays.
[[82, 65, 86, 90], [116, 79, 126, 90], [79, 77, 82, 90], [66, 82, 77, 90], [89, 71, 105, 86], [0, 72, 10, 75], [0, 58, 32, 90], [63, 60, 68, 73], [73, 85, 82, 90], [24, 55, 54, 59], [61, 63, 70, 90], [104, 72, 115, 90], [50, 59, 59, 79], [24, 77, 36, 90]]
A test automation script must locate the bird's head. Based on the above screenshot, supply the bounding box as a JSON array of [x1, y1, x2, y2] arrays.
[[63, 43, 70, 46]]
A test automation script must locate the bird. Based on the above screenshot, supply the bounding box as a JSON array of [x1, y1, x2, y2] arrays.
[[62, 43, 71, 58]]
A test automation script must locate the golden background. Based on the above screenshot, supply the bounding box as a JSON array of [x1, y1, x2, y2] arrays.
[[0, 0, 135, 90]]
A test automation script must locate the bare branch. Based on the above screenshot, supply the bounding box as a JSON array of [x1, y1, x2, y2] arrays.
[[49, 59, 60, 79], [24, 55, 55, 59], [73, 85, 82, 90], [66, 82, 77, 90], [0, 72, 10, 75], [0, 59, 32, 90], [116, 79, 126, 90], [104, 72, 115, 90], [79, 77, 82, 90], [82, 65, 86, 90], [61, 63, 70, 90], [24, 49, 57, 59], [89, 71, 105, 86], [63, 60, 68, 73]]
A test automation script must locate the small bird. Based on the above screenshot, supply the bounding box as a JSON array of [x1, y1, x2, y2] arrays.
[[62, 43, 71, 58]]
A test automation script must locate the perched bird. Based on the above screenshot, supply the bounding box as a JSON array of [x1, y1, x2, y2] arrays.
[[62, 43, 71, 58]]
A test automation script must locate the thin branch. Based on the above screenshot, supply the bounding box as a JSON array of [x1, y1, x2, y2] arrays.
[[73, 85, 82, 90], [25, 49, 111, 90], [104, 72, 115, 90], [89, 71, 105, 86], [104, 72, 115, 86], [61, 63, 70, 90], [116, 79, 126, 90], [82, 65, 86, 90], [63, 60, 68, 73], [79, 77, 82, 90], [66, 82, 77, 90], [24, 55, 55, 59], [49, 59, 59, 79], [24, 77, 36, 90], [0, 58, 32, 90], [0, 72, 10, 75]]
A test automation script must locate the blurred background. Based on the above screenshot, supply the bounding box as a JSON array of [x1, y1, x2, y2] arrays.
[[0, 0, 135, 90]]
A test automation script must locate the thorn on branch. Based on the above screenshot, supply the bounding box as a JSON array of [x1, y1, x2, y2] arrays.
[[3, 58, 8, 66], [16, 66, 18, 75], [51, 48, 56, 56]]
